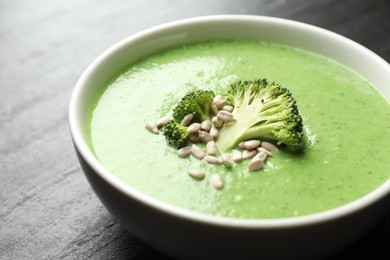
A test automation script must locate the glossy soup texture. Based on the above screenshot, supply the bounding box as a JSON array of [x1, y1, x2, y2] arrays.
[[88, 40, 390, 219]]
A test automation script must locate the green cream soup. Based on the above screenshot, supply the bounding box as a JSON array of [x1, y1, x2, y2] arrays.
[[88, 40, 390, 219]]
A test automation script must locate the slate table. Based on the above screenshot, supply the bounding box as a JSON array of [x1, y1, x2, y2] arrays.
[[1, 0, 390, 259]]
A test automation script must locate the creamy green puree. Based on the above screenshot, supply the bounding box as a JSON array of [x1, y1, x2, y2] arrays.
[[88, 40, 390, 219]]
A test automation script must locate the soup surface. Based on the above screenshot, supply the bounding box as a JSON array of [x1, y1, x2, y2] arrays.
[[88, 40, 390, 219]]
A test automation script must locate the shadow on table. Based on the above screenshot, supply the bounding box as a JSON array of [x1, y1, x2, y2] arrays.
[[97, 219, 172, 260]]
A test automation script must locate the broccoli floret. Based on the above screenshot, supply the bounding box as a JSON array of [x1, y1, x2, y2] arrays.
[[161, 121, 189, 149], [216, 79, 303, 151], [172, 90, 215, 123]]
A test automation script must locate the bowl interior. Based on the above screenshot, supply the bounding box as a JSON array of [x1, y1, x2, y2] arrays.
[[70, 15, 390, 226]]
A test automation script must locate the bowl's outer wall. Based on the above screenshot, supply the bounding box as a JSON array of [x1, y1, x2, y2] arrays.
[[71, 16, 390, 260], [76, 147, 390, 260]]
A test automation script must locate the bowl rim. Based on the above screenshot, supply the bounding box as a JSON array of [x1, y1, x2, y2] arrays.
[[69, 14, 390, 229]]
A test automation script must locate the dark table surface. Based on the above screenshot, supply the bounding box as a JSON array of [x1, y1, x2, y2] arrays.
[[1, 0, 390, 259]]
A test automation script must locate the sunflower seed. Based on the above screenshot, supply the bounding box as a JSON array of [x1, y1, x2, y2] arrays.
[[181, 114, 193, 126], [199, 131, 214, 143], [145, 122, 159, 134], [221, 153, 233, 167], [217, 110, 235, 123], [212, 174, 223, 189], [244, 140, 261, 150], [213, 99, 227, 110], [206, 141, 217, 155], [242, 150, 257, 159], [187, 169, 205, 179], [189, 133, 201, 143], [219, 116, 235, 124], [191, 144, 205, 159], [204, 155, 223, 164], [177, 146, 192, 158], [210, 103, 219, 116], [188, 123, 201, 134], [248, 158, 264, 171], [212, 116, 223, 128], [231, 149, 242, 162], [156, 117, 171, 128], [209, 126, 219, 139], [261, 141, 279, 153], [253, 150, 267, 161], [218, 110, 232, 117], [257, 147, 273, 156], [201, 120, 211, 132], [213, 95, 222, 102], [222, 105, 234, 112]]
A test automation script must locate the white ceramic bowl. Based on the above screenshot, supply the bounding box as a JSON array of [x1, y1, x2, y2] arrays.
[[69, 15, 390, 259]]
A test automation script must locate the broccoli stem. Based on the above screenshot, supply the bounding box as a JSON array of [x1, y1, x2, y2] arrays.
[[216, 120, 279, 151], [216, 103, 263, 151], [216, 95, 289, 151]]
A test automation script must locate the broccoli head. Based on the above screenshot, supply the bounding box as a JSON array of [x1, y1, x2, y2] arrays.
[[216, 79, 303, 151], [160, 121, 189, 149], [172, 90, 215, 124]]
